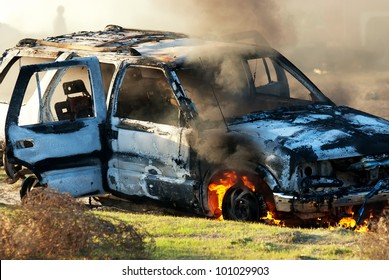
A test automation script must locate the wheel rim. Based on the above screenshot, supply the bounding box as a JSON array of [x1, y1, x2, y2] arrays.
[[222, 186, 261, 221]]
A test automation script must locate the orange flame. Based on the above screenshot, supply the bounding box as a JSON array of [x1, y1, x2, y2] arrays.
[[208, 171, 255, 220], [338, 217, 357, 228], [261, 211, 284, 226], [338, 211, 371, 232]]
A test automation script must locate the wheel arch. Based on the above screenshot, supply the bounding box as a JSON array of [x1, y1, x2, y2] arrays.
[[201, 164, 278, 219]]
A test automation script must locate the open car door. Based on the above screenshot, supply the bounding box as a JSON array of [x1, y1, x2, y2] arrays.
[[5, 57, 107, 197]]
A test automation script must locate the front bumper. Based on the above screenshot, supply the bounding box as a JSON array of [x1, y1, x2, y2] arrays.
[[273, 178, 389, 215]]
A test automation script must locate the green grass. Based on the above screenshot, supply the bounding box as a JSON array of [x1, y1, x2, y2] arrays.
[[0, 169, 6, 180], [92, 210, 364, 260]]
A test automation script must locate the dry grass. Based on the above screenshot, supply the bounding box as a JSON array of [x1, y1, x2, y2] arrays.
[[358, 208, 389, 260], [0, 184, 387, 260], [0, 189, 155, 259]]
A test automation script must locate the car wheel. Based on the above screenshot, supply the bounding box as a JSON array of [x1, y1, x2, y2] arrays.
[[20, 175, 41, 199], [222, 185, 264, 222]]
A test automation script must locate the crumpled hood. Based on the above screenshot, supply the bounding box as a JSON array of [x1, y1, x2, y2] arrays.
[[229, 105, 389, 161]]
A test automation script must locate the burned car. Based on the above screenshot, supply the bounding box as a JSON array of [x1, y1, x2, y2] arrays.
[[1, 25, 389, 224]]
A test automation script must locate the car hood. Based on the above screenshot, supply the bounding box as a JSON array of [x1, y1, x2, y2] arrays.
[[229, 104, 389, 161]]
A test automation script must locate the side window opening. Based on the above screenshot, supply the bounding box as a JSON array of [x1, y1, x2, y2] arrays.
[[246, 57, 313, 108], [249, 58, 274, 87], [19, 65, 95, 126], [248, 57, 290, 97], [116, 66, 180, 126]]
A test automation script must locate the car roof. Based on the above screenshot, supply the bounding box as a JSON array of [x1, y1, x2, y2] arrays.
[[13, 25, 274, 66]]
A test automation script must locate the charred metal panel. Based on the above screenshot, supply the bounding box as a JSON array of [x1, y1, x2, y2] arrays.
[[273, 181, 389, 214], [145, 175, 197, 209], [0, 49, 20, 83], [107, 116, 191, 200], [229, 104, 389, 193], [40, 165, 105, 197]]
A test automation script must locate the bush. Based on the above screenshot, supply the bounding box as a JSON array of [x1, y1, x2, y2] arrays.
[[0, 189, 154, 259], [358, 208, 389, 260]]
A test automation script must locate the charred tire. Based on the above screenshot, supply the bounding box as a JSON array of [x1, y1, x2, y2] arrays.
[[0, 142, 3, 166], [222, 185, 264, 222], [20, 175, 41, 199], [2, 143, 22, 180]]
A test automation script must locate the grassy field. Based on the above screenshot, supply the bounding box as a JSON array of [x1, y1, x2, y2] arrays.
[[0, 169, 387, 260], [94, 210, 364, 260], [1, 190, 387, 260]]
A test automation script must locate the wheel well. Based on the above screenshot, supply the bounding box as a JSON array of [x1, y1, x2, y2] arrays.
[[2, 142, 34, 184], [20, 174, 42, 199]]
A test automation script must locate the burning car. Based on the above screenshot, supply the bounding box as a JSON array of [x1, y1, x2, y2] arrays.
[[1, 25, 389, 224]]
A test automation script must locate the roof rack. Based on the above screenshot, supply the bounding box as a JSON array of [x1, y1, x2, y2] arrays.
[[17, 37, 142, 56], [17, 25, 189, 56], [35, 39, 141, 55]]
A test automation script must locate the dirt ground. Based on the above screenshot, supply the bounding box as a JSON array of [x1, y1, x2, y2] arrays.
[[0, 168, 101, 208], [0, 172, 21, 205]]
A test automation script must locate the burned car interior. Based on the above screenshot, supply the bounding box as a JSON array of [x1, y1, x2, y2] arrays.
[[55, 79, 93, 121], [116, 66, 180, 126], [1, 25, 388, 227], [17, 62, 96, 125]]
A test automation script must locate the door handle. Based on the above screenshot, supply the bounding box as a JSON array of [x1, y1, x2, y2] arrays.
[[15, 139, 34, 149]]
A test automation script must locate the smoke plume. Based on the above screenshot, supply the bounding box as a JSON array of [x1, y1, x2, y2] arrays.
[[1, 0, 389, 124]]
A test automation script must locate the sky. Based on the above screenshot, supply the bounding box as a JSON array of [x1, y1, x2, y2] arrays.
[[2, 0, 389, 117], [0, 0, 167, 34], [0, 0, 292, 48]]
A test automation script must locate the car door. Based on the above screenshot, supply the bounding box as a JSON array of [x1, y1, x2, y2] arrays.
[[1, 51, 73, 164], [5, 57, 107, 197], [107, 64, 194, 207]]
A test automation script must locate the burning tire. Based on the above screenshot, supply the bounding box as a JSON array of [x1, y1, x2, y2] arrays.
[[207, 170, 270, 221], [222, 185, 265, 222]]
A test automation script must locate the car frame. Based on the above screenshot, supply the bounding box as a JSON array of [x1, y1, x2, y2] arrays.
[[1, 25, 389, 224]]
